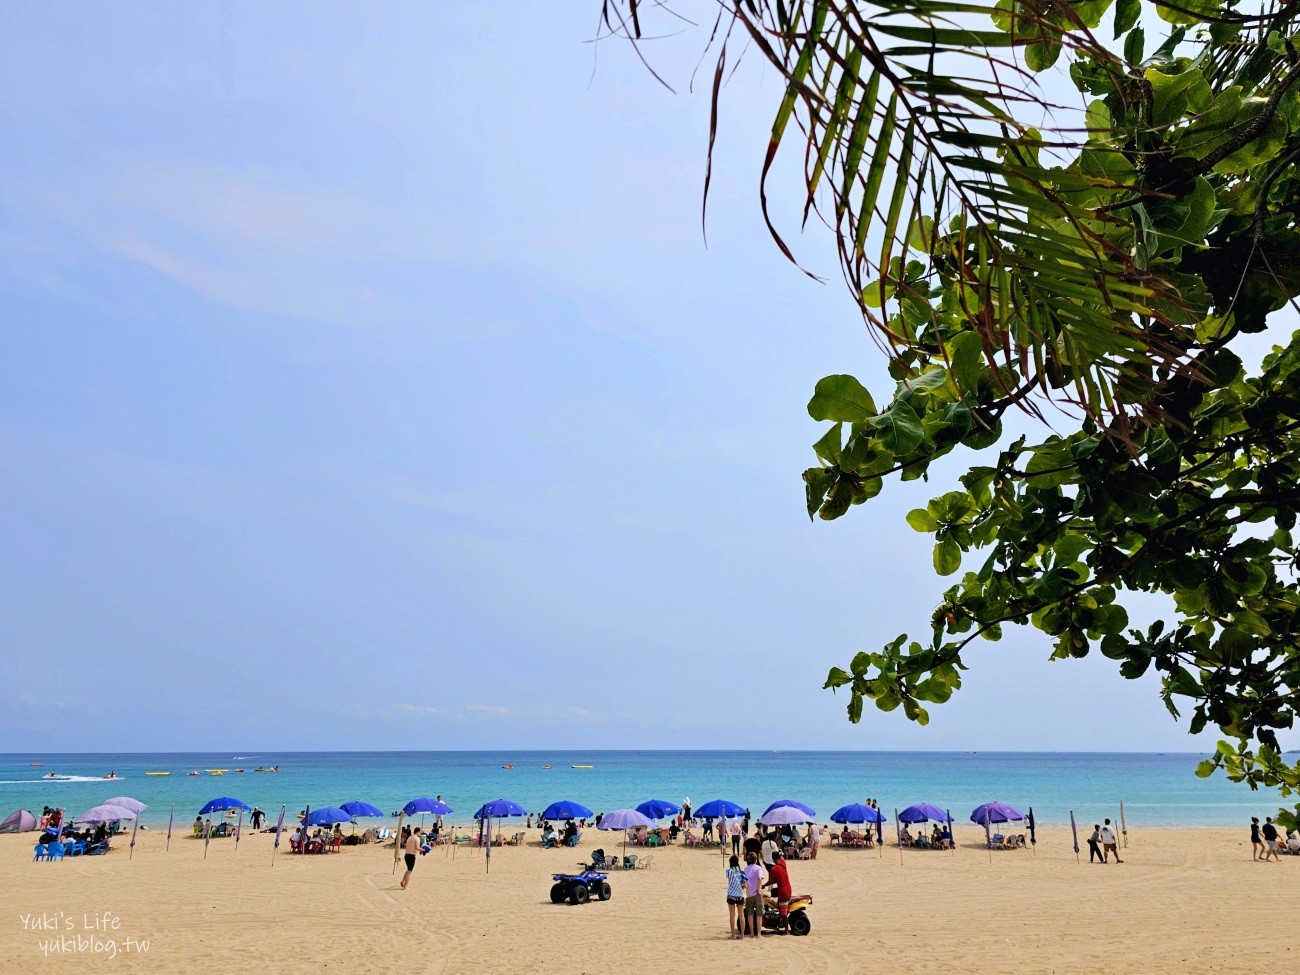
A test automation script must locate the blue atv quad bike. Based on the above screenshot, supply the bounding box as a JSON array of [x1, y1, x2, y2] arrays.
[[549, 870, 611, 905]]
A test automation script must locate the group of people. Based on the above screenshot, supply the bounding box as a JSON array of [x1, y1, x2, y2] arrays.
[[539, 819, 580, 848], [898, 822, 953, 849], [723, 845, 794, 938], [1084, 819, 1124, 863], [1250, 816, 1300, 860]]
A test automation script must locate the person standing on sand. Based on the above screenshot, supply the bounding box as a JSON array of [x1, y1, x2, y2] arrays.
[[731, 818, 742, 857], [1088, 824, 1104, 863], [725, 854, 745, 939], [1099, 819, 1122, 863], [742, 852, 763, 939], [683, 798, 692, 824], [435, 796, 444, 831], [1261, 817, 1280, 861], [1250, 817, 1264, 859], [400, 827, 420, 889]]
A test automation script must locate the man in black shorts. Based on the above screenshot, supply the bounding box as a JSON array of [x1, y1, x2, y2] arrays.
[[400, 826, 420, 889]]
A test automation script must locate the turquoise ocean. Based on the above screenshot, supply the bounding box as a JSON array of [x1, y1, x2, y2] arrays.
[[0, 751, 1287, 829]]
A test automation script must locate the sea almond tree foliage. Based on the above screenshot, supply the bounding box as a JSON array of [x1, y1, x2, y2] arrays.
[[602, 0, 1300, 805]]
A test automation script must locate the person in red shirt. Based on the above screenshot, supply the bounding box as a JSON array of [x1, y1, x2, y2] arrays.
[[765, 851, 792, 934]]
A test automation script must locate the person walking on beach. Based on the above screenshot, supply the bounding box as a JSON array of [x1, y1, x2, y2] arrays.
[[725, 854, 745, 939], [1262, 817, 1280, 861], [1088, 824, 1104, 863], [742, 852, 763, 939], [400, 826, 420, 889], [250, 807, 264, 830], [1099, 819, 1122, 863]]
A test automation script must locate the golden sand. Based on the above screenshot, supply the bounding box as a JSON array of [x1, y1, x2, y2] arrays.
[[2, 827, 1289, 974]]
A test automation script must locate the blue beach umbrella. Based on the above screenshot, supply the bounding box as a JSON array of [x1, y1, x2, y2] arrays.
[[898, 803, 952, 824], [403, 797, 453, 820], [540, 800, 594, 821], [969, 801, 1024, 825], [474, 799, 525, 875], [340, 801, 384, 819], [198, 797, 251, 815], [305, 807, 353, 826], [635, 799, 680, 820], [830, 803, 885, 824], [694, 799, 745, 820], [764, 799, 816, 817], [474, 798, 526, 820]]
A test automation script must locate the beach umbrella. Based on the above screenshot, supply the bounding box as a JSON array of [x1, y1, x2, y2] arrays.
[[79, 803, 136, 823], [198, 797, 251, 815], [635, 799, 680, 820], [694, 799, 745, 820], [969, 801, 1024, 825], [102, 796, 147, 815], [540, 800, 594, 821], [763, 799, 817, 817], [403, 797, 453, 823], [340, 801, 385, 819], [597, 807, 653, 859], [1027, 807, 1037, 850], [758, 805, 813, 826], [474, 798, 526, 820], [165, 804, 175, 853], [129, 815, 139, 860], [305, 807, 353, 826], [898, 803, 952, 824], [474, 799, 526, 874], [830, 803, 881, 829], [1069, 810, 1080, 863]]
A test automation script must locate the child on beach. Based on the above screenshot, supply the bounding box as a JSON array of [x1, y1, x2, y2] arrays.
[[725, 855, 745, 939], [742, 852, 763, 938]]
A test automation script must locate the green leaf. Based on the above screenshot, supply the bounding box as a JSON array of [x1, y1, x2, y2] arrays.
[[871, 400, 925, 454], [812, 423, 843, 465], [1114, 0, 1140, 38], [906, 508, 940, 532], [933, 537, 961, 575], [808, 375, 877, 422], [949, 331, 984, 395]]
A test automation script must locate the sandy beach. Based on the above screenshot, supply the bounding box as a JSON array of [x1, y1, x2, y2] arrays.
[[2, 826, 1290, 974]]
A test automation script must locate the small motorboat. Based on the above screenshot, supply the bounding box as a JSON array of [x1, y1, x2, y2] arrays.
[[187, 771, 200, 776], [233, 769, 245, 773], [502, 763, 514, 769], [43, 773, 71, 781], [30, 762, 44, 767], [205, 769, 228, 776], [253, 765, 279, 772], [571, 765, 594, 769], [543, 764, 553, 770], [145, 771, 170, 777]]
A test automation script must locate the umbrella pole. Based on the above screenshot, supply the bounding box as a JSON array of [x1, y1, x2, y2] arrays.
[[895, 809, 903, 865], [985, 813, 993, 865], [946, 809, 955, 857], [393, 812, 404, 875], [485, 815, 492, 875], [234, 808, 244, 855]]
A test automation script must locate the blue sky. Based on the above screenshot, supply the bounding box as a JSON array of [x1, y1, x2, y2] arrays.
[[0, 2, 1282, 752]]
